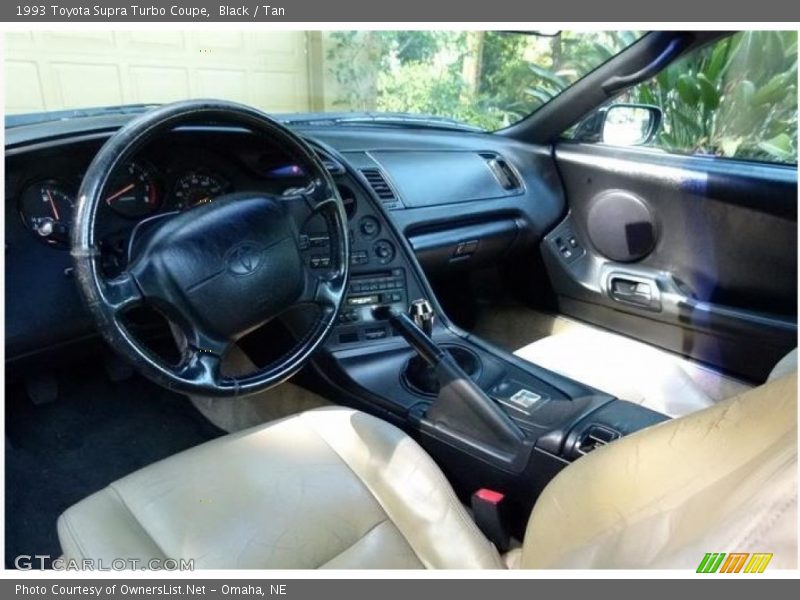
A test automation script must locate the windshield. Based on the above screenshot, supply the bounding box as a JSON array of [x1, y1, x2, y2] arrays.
[[5, 30, 642, 129]]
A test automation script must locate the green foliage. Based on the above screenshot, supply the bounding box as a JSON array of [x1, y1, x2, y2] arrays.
[[521, 31, 639, 106], [622, 31, 797, 163], [325, 31, 640, 130], [392, 31, 445, 64], [325, 31, 388, 110], [324, 31, 798, 164]]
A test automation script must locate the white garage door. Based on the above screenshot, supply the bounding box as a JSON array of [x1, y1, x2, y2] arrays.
[[5, 31, 313, 115]]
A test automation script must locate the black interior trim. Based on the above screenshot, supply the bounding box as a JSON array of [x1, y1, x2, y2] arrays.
[[545, 142, 797, 381]]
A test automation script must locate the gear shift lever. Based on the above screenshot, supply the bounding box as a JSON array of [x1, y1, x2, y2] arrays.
[[373, 301, 524, 455]]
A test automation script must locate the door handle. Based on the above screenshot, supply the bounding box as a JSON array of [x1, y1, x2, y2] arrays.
[[608, 274, 661, 311]]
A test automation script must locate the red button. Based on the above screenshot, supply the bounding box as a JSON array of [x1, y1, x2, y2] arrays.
[[475, 488, 504, 505]]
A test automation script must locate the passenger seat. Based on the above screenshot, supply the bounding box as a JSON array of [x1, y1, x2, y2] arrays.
[[515, 326, 796, 417]]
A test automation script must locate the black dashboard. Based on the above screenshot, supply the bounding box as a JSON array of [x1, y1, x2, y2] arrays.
[[5, 116, 566, 363]]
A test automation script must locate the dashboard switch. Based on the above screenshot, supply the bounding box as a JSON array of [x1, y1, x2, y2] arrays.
[[364, 327, 388, 340], [359, 216, 381, 239], [373, 240, 395, 264], [310, 234, 330, 248], [552, 227, 585, 265], [310, 256, 331, 269]]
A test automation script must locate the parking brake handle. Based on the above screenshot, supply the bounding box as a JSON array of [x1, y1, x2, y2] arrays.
[[374, 302, 524, 455]]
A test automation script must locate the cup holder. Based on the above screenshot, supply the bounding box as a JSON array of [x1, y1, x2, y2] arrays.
[[403, 345, 482, 396]]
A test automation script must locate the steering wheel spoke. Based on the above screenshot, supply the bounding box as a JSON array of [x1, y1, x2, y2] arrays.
[[280, 183, 341, 236], [300, 268, 343, 313], [280, 177, 334, 205], [103, 270, 144, 315], [175, 347, 224, 389], [293, 185, 349, 315]]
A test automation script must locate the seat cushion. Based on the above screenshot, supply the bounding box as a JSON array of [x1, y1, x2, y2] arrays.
[[58, 407, 503, 569], [515, 328, 733, 417], [521, 373, 797, 569]]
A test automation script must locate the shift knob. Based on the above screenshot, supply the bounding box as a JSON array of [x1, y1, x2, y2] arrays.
[[408, 299, 434, 337]]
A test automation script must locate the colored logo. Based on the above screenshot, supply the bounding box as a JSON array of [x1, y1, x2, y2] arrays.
[[696, 552, 773, 573]]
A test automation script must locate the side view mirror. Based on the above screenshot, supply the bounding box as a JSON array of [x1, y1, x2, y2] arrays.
[[573, 103, 662, 146]]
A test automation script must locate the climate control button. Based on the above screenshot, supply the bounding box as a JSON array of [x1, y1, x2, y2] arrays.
[[373, 239, 395, 264]]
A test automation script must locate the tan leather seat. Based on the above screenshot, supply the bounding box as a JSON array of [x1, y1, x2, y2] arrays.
[[58, 373, 796, 569], [58, 408, 503, 569], [515, 326, 796, 417]]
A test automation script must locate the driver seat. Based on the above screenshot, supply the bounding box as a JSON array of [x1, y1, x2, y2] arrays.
[[57, 372, 797, 569]]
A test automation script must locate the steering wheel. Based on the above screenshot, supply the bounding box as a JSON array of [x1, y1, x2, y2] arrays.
[[71, 100, 350, 397]]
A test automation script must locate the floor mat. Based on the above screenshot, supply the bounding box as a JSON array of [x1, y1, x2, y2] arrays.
[[190, 345, 331, 432], [4, 367, 224, 568], [470, 302, 752, 404], [469, 303, 574, 352]]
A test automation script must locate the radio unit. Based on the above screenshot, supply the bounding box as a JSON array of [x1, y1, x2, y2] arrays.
[[334, 269, 407, 344]]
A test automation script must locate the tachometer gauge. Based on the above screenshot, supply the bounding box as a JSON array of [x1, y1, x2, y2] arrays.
[[19, 181, 74, 247], [104, 161, 160, 218], [172, 171, 229, 210]]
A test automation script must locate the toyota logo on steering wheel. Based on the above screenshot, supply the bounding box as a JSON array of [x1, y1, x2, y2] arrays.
[[226, 242, 265, 276]]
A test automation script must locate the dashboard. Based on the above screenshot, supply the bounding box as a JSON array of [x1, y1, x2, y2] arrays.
[[10, 130, 345, 270], [5, 117, 565, 364]]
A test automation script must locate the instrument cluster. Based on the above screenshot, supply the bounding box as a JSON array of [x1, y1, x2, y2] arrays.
[[17, 160, 238, 249]]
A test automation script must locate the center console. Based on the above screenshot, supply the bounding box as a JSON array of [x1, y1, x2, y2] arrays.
[[307, 154, 670, 538], [326, 318, 668, 537]]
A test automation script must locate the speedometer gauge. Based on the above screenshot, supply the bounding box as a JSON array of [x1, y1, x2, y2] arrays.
[[104, 161, 160, 218], [172, 171, 229, 210]]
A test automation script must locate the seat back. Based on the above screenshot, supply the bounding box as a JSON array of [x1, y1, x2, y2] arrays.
[[520, 373, 797, 569]]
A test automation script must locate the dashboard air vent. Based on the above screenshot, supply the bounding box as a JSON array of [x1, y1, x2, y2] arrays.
[[480, 153, 522, 192], [360, 168, 400, 208]]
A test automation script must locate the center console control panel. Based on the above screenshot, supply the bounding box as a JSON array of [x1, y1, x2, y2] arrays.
[[335, 269, 408, 344], [298, 172, 418, 349]]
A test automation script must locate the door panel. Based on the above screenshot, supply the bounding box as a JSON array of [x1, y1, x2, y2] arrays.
[[543, 142, 797, 382]]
